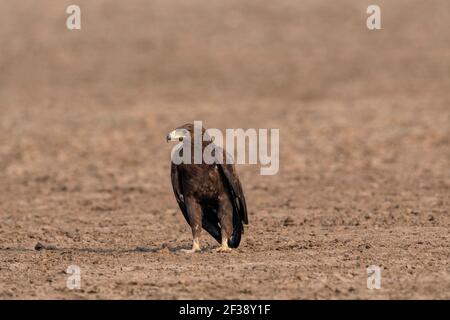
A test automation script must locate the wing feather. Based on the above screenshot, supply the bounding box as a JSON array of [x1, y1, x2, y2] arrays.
[[170, 162, 222, 243], [215, 147, 249, 225], [170, 163, 190, 224]]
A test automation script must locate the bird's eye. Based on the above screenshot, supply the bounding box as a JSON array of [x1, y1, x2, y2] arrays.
[[178, 137, 183, 141]]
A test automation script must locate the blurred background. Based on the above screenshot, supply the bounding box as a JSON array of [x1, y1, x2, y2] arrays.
[[0, 0, 448, 299], [1, 0, 449, 176]]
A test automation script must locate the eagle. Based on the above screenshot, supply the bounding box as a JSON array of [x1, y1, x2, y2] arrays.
[[166, 123, 248, 252]]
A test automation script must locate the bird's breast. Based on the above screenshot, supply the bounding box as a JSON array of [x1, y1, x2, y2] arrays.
[[180, 164, 222, 199]]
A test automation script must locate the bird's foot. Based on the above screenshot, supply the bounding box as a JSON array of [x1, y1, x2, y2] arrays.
[[181, 247, 201, 253], [181, 238, 201, 253], [214, 245, 232, 253], [215, 237, 232, 252]]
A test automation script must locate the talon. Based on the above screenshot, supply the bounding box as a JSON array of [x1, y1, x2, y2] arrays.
[[214, 245, 232, 252], [214, 236, 232, 252], [181, 238, 201, 253]]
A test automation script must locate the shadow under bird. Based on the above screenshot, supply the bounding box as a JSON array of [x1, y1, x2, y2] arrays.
[[166, 123, 248, 252]]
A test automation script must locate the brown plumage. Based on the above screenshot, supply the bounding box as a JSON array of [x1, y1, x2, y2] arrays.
[[166, 123, 248, 252]]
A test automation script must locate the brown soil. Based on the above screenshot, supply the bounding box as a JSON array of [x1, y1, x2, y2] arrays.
[[0, 0, 449, 299]]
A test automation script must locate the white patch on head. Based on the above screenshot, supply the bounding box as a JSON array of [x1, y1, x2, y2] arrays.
[[168, 128, 190, 141]]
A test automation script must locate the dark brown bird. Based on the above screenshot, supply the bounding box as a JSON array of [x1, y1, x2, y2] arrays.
[[166, 123, 248, 252]]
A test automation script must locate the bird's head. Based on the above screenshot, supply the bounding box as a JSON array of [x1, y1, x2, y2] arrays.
[[166, 123, 209, 143]]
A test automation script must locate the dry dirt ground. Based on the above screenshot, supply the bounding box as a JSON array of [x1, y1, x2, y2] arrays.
[[0, 1, 449, 299]]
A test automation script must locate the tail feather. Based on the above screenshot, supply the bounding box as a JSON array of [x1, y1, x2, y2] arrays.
[[227, 216, 244, 248], [202, 219, 222, 244]]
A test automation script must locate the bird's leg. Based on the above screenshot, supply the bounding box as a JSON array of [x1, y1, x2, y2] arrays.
[[215, 198, 233, 252], [182, 199, 203, 253], [214, 236, 232, 252], [181, 236, 201, 253]]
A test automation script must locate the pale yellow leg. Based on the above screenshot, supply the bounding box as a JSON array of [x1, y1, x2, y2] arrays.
[[215, 237, 232, 252], [181, 238, 201, 253]]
